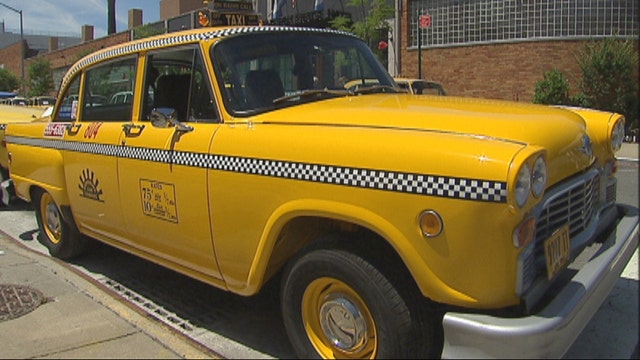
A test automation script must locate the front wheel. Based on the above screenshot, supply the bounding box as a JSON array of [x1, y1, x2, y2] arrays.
[[34, 189, 86, 259], [281, 246, 441, 359]]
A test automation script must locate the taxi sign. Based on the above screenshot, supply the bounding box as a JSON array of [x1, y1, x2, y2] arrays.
[[544, 224, 571, 279], [197, 9, 260, 27]]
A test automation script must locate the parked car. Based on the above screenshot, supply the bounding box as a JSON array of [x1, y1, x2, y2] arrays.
[[9, 97, 28, 106], [30, 96, 57, 107], [394, 77, 446, 95], [2, 24, 637, 359], [109, 91, 134, 104]]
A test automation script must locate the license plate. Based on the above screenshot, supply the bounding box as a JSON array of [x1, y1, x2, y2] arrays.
[[544, 224, 571, 279]]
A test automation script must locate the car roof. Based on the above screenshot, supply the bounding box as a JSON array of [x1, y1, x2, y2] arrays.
[[61, 26, 358, 92]]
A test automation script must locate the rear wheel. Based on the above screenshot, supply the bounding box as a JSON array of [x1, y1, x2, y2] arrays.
[[34, 189, 86, 259], [281, 245, 441, 359]]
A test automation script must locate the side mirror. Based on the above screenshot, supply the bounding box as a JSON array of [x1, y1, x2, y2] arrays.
[[149, 107, 176, 128], [149, 108, 194, 133]]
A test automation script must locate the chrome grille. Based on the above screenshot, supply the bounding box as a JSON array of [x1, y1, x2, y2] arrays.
[[520, 171, 601, 291], [535, 174, 599, 242]]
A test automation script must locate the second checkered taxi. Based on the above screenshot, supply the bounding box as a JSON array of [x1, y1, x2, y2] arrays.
[[3, 24, 638, 359]]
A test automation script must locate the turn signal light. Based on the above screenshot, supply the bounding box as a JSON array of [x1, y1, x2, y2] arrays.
[[418, 210, 443, 238], [514, 217, 536, 248]]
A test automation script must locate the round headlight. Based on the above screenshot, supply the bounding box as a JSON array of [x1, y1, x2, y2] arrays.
[[531, 156, 547, 198], [611, 118, 625, 152], [514, 163, 531, 208]]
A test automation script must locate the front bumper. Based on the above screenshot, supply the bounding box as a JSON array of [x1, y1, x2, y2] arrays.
[[441, 204, 639, 358]]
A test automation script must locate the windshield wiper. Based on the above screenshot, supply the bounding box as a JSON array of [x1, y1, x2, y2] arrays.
[[272, 89, 351, 104]]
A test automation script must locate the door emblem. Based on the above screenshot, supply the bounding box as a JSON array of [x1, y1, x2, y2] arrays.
[[78, 168, 104, 202]]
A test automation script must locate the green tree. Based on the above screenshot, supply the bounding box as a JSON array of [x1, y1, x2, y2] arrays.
[[330, 0, 394, 64], [575, 37, 639, 132], [133, 24, 165, 40], [532, 68, 570, 105], [0, 68, 20, 93], [27, 58, 55, 97]]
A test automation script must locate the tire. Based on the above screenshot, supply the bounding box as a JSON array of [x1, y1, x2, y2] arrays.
[[34, 189, 86, 259], [281, 246, 441, 359]]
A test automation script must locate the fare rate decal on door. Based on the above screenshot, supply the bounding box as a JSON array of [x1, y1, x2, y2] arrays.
[[139, 179, 178, 223]]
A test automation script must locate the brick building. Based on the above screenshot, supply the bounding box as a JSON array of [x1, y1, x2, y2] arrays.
[[396, 0, 639, 102]]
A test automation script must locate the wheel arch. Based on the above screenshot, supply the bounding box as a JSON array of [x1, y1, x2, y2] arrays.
[[240, 199, 445, 301], [29, 184, 74, 223]]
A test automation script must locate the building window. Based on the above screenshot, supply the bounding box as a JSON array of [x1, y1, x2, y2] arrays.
[[410, 0, 639, 49]]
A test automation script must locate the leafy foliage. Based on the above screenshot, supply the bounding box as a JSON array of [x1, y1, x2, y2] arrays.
[[27, 58, 55, 97], [0, 68, 20, 93], [532, 37, 638, 134], [532, 68, 570, 105], [133, 24, 165, 40], [576, 37, 638, 131], [329, 0, 393, 64]]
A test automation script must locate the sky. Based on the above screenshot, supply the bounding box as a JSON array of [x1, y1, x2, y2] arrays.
[[0, 0, 161, 38]]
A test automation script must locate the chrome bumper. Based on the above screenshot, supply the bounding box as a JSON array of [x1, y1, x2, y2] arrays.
[[441, 204, 639, 358]]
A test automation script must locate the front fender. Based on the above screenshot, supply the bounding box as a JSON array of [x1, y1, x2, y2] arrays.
[[235, 198, 475, 304]]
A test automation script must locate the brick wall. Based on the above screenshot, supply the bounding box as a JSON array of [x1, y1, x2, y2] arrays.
[[31, 31, 131, 72], [0, 41, 25, 91], [400, 40, 587, 102]]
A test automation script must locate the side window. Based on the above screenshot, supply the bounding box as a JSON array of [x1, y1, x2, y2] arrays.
[[143, 46, 218, 123], [82, 57, 137, 122], [54, 75, 81, 121]]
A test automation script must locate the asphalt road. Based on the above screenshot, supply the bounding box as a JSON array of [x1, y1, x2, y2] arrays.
[[0, 160, 637, 359]]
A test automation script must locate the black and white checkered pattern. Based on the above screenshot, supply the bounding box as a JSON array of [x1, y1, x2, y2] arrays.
[[4, 136, 508, 203]]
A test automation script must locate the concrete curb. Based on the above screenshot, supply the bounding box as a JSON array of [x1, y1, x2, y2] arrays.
[[0, 231, 220, 359]]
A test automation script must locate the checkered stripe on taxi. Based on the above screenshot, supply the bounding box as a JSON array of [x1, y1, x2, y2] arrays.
[[4, 136, 508, 203]]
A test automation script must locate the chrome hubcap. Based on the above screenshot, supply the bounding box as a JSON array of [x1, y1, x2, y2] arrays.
[[45, 202, 61, 235], [319, 294, 367, 353]]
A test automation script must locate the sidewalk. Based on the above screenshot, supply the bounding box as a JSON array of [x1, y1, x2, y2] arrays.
[[0, 232, 218, 359]]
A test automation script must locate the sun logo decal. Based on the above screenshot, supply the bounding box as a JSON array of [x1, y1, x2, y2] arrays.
[[78, 168, 104, 202]]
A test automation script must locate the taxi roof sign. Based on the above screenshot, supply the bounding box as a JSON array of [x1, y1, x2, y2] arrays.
[[197, 0, 261, 27]]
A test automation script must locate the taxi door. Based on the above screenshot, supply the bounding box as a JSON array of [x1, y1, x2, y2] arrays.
[[57, 58, 136, 242], [117, 47, 222, 280]]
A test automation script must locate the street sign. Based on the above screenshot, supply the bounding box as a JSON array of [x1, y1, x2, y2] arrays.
[[419, 14, 431, 28]]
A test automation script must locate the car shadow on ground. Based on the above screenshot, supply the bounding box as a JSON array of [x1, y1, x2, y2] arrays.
[[68, 240, 296, 358]]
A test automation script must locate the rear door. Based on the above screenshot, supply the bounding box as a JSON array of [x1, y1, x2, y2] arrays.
[[59, 57, 137, 242]]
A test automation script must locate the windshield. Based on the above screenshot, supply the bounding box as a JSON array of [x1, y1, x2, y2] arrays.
[[211, 31, 395, 115]]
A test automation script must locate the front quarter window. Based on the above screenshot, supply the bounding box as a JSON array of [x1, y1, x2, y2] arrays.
[[54, 75, 81, 122], [211, 30, 394, 115]]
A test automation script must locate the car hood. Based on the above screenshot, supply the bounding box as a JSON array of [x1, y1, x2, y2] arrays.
[[249, 94, 593, 184]]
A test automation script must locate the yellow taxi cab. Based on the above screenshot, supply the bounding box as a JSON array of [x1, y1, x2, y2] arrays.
[[2, 23, 638, 359]]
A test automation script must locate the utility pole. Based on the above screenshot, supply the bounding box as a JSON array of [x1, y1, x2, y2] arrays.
[[417, 9, 421, 79], [0, 1, 25, 96]]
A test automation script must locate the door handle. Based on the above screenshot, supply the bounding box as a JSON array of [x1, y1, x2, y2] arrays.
[[66, 123, 82, 135], [122, 123, 145, 137]]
